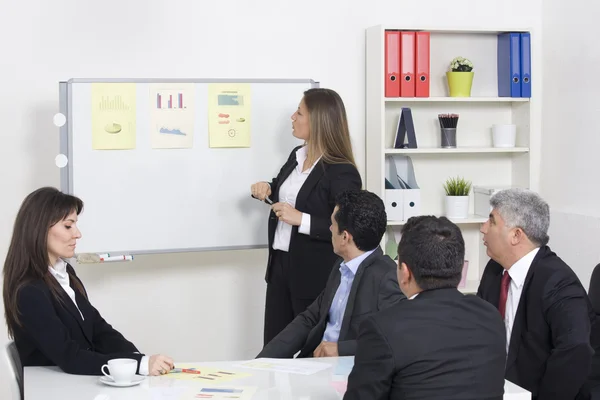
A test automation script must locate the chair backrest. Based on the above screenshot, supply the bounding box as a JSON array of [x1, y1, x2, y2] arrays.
[[4, 341, 23, 400], [590, 264, 600, 314]]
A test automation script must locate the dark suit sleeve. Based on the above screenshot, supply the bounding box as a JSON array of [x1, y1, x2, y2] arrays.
[[377, 269, 405, 310], [537, 275, 594, 400], [268, 146, 302, 199], [310, 165, 362, 242], [344, 316, 395, 400], [90, 304, 139, 354], [476, 261, 491, 298], [17, 285, 143, 375], [68, 270, 140, 355], [257, 290, 325, 358], [338, 264, 404, 356], [337, 340, 356, 357]]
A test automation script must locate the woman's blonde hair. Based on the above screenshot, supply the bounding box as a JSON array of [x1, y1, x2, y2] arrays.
[[303, 88, 356, 167]]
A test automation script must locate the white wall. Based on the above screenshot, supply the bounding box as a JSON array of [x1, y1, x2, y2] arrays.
[[541, 0, 600, 288], [0, 0, 540, 396]]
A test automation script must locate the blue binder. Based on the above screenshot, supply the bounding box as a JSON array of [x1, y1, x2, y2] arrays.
[[520, 32, 531, 98], [497, 33, 521, 97]]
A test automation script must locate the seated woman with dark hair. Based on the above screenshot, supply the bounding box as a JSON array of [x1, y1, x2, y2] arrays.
[[3, 187, 173, 376]]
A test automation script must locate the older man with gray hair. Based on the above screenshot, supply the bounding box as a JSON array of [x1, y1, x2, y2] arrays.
[[477, 188, 596, 400]]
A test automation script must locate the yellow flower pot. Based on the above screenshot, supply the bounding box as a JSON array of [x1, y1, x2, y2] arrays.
[[446, 71, 474, 97]]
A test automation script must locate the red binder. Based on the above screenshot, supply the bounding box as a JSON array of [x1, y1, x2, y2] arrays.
[[415, 32, 430, 97], [384, 31, 400, 97], [400, 31, 415, 97]]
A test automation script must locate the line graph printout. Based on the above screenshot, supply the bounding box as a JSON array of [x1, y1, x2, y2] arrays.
[[150, 83, 195, 149]]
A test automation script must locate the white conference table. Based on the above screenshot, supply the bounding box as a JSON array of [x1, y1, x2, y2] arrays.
[[24, 356, 531, 400]]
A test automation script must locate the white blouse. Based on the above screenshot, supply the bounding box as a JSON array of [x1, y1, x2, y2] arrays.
[[272, 146, 320, 252]]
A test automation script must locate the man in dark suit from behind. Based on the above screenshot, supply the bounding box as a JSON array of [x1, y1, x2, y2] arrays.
[[257, 190, 404, 359], [477, 188, 595, 400], [345, 216, 506, 400]]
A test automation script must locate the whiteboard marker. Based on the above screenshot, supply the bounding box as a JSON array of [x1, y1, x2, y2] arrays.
[[100, 255, 133, 262], [97, 253, 110, 259]]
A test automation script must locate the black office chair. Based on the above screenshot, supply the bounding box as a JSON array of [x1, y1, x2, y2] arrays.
[[590, 264, 600, 314], [4, 341, 23, 400]]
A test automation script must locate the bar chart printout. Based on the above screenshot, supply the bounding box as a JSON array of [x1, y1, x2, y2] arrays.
[[150, 83, 195, 149], [91, 83, 137, 150]]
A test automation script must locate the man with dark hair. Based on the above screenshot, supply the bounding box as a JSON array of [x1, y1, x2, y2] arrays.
[[256, 190, 404, 358], [344, 216, 506, 400]]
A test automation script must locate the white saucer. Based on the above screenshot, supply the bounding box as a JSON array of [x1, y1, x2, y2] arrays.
[[99, 375, 145, 387]]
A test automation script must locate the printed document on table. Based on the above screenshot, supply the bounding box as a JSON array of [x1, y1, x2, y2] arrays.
[[235, 358, 331, 375]]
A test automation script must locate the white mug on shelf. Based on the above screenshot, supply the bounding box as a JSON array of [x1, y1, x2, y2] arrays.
[[492, 124, 517, 148]]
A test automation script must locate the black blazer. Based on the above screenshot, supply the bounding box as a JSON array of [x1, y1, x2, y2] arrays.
[[587, 264, 600, 391], [13, 264, 144, 375], [344, 288, 506, 400], [265, 145, 362, 299], [478, 246, 595, 400], [257, 247, 404, 358]]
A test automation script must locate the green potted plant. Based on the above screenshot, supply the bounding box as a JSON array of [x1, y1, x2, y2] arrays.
[[443, 176, 472, 219], [446, 56, 474, 97]]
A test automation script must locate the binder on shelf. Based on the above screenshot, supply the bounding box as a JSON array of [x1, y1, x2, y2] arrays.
[[394, 107, 418, 149], [415, 31, 430, 97], [497, 32, 521, 97], [400, 31, 415, 97], [520, 32, 531, 98], [385, 31, 400, 97], [384, 155, 421, 222]]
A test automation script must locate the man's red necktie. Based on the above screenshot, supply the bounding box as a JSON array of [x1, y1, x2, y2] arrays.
[[498, 271, 511, 320]]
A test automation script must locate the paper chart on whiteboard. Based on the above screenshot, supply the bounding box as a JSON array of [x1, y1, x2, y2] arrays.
[[207, 83, 251, 148], [150, 83, 195, 149]]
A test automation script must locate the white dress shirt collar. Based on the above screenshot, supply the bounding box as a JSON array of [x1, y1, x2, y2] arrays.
[[48, 258, 68, 283], [503, 247, 539, 354], [506, 247, 540, 287], [294, 145, 320, 174], [48, 258, 84, 320]]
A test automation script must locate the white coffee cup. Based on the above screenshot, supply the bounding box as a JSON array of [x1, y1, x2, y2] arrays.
[[101, 358, 137, 384], [492, 124, 517, 148]]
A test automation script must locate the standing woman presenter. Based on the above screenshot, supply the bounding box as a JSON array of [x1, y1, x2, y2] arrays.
[[251, 88, 361, 345]]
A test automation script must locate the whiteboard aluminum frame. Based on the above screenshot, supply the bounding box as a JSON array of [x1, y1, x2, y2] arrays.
[[58, 78, 319, 256]]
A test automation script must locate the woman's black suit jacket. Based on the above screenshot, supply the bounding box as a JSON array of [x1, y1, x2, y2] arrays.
[[265, 145, 362, 299], [13, 264, 144, 375]]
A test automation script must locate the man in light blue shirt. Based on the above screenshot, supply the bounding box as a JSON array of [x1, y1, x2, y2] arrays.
[[257, 190, 405, 358], [321, 249, 374, 344]]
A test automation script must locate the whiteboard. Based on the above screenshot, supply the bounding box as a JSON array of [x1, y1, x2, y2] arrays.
[[59, 78, 318, 255]]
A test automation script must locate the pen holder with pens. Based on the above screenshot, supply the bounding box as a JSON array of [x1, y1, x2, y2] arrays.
[[438, 113, 459, 148]]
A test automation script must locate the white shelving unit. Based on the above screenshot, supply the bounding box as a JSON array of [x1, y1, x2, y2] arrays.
[[385, 97, 530, 103], [385, 147, 529, 155], [366, 25, 541, 292], [387, 215, 488, 226]]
